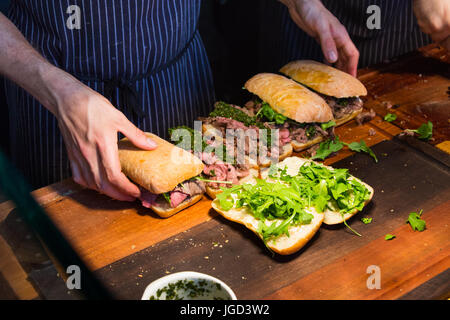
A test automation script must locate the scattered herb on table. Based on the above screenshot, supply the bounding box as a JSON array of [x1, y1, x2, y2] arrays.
[[384, 113, 397, 122], [405, 121, 433, 141], [406, 209, 426, 232], [385, 234, 396, 240]]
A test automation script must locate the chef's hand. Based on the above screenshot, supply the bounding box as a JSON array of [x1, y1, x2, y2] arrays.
[[413, 0, 450, 50], [279, 0, 360, 76], [50, 72, 157, 201], [0, 12, 157, 201]]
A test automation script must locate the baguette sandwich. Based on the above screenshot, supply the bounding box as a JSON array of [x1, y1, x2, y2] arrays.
[[280, 60, 367, 126], [244, 73, 336, 152], [118, 133, 205, 218]]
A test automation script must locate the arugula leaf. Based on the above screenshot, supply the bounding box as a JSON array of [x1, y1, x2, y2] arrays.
[[385, 234, 396, 240], [311, 137, 344, 161], [256, 102, 287, 125], [345, 140, 378, 163], [361, 217, 373, 224], [321, 120, 336, 131], [384, 113, 397, 122], [405, 121, 433, 141], [406, 209, 426, 232], [162, 192, 171, 204]]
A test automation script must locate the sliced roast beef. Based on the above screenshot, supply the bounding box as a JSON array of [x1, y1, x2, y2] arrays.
[[356, 108, 376, 125]]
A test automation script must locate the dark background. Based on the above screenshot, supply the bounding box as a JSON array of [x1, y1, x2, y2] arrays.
[[0, 0, 262, 157]]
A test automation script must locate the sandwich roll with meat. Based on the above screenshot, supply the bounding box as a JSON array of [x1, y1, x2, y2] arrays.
[[260, 157, 374, 225], [244, 73, 336, 152], [279, 60, 367, 126], [118, 133, 205, 218], [168, 125, 259, 200], [200, 101, 293, 167]]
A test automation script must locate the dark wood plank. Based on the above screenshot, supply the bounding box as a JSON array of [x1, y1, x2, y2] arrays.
[[94, 139, 450, 299], [398, 268, 450, 300]]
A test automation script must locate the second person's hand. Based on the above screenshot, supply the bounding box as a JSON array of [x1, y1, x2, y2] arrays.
[[279, 0, 360, 76]]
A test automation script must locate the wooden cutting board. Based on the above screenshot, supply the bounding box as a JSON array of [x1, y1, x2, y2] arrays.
[[0, 44, 449, 300]]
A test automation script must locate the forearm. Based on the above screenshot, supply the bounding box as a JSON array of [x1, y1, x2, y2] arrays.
[[0, 12, 78, 115]]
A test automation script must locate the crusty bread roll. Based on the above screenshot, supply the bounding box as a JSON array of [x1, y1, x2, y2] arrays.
[[212, 199, 324, 255], [260, 157, 374, 225], [244, 73, 333, 123], [280, 60, 367, 98], [118, 133, 204, 194]]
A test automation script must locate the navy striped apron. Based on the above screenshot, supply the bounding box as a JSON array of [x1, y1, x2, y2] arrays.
[[5, 0, 215, 189], [258, 0, 432, 72]]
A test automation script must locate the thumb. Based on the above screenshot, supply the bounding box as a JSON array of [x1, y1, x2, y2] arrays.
[[118, 116, 157, 150]]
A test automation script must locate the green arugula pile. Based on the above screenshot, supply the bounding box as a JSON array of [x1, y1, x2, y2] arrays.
[[311, 137, 378, 162], [255, 102, 287, 125], [216, 161, 371, 242]]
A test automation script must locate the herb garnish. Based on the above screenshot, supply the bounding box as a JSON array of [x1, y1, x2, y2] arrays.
[[217, 161, 371, 241], [311, 137, 378, 162]]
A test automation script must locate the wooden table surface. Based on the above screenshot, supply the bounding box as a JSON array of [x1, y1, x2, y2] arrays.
[[0, 44, 449, 300]]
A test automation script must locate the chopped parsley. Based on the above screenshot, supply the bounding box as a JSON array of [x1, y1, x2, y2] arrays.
[[217, 161, 371, 242]]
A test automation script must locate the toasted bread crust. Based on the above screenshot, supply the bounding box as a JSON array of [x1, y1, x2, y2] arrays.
[[280, 60, 367, 98], [244, 73, 333, 123], [150, 194, 203, 218], [118, 133, 204, 194]]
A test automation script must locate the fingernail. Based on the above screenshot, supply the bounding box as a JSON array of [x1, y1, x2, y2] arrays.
[[328, 51, 337, 62], [147, 138, 157, 148]]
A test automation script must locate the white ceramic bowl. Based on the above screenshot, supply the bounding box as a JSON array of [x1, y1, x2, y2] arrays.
[[141, 271, 237, 300]]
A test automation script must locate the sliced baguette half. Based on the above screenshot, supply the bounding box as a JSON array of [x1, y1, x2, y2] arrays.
[[211, 200, 324, 255], [205, 168, 259, 199]]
